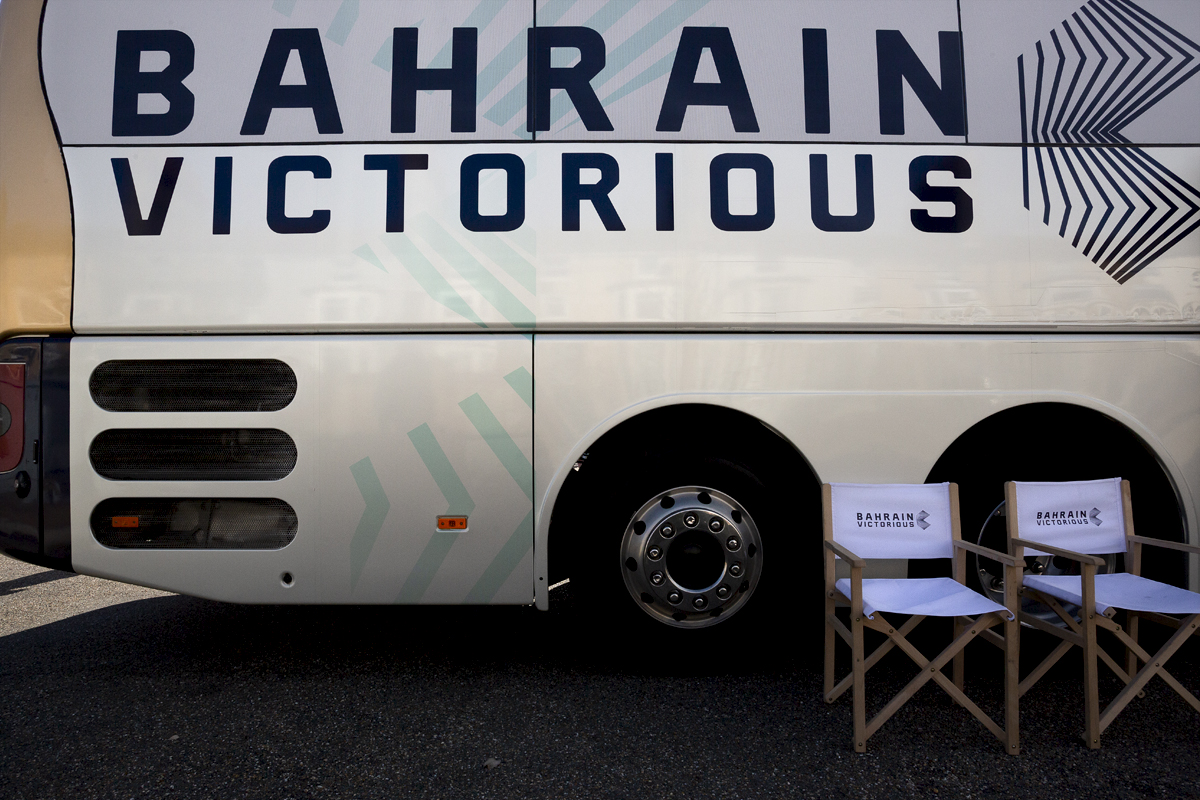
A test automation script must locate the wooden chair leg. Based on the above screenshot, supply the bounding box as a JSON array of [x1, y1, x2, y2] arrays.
[[1125, 611, 1140, 678], [1082, 567, 1101, 749], [1004, 615, 1020, 754], [852, 610, 866, 752], [1099, 614, 1200, 734], [824, 594, 836, 698], [952, 616, 966, 694]]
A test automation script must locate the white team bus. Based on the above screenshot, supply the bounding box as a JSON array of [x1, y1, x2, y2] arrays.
[[0, 0, 1196, 631]]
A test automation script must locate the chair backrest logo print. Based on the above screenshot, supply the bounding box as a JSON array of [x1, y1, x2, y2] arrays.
[[1032, 507, 1102, 526], [852, 509, 928, 529], [1013, 478, 1126, 555]]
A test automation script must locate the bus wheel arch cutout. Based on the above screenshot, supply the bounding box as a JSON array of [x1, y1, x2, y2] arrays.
[[921, 401, 1189, 592], [548, 402, 822, 630]]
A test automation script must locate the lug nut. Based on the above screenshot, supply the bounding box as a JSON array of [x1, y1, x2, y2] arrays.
[[709, 518, 724, 532], [684, 514, 698, 527], [726, 536, 741, 551], [729, 563, 743, 577], [650, 572, 664, 586], [668, 591, 682, 605], [661, 524, 675, 538], [716, 585, 730, 599], [647, 546, 662, 561], [692, 596, 708, 610]]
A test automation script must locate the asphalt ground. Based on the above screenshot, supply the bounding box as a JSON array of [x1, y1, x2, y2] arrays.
[[2, 555, 1198, 800]]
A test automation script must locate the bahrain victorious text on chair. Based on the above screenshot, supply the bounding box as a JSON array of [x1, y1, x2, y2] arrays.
[[822, 482, 1022, 754], [1007, 479, 1200, 749]]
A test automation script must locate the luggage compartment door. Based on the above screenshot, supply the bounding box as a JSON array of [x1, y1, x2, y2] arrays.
[[317, 336, 534, 604]]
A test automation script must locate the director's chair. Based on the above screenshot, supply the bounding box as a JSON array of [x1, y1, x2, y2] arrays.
[[823, 482, 1021, 754], [1007, 478, 1200, 748]]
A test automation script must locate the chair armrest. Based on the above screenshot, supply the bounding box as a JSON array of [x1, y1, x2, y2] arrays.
[[1011, 538, 1107, 567], [954, 539, 1020, 566], [823, 539, 865, 568], [1127, 535, 1200, 556]]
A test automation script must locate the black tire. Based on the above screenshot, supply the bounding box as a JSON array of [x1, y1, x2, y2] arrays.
[[569, 448, 791, 645]]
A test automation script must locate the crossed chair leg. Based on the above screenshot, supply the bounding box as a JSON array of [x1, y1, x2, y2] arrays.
[[824, 608, 1020, 754], [1020, 588, 1200, 748]]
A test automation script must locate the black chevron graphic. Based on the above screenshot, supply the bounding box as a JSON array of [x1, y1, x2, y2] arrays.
[[1018, 0, 1200, 283]]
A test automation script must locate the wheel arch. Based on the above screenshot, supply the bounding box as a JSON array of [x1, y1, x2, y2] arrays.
[[534, 389, 1198, 608], [922, 398, 1192, 589], [537, 398, 821, 609]]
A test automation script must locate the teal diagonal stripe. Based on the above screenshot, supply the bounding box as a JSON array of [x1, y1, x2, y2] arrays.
[[353, 243, 387, 272], [458, 393, 533, 500], [503, 367, 533, 409], [470, 232, 536, 294], [396, 424, 476, 603], [396, 530, 459, 603], [602, 0, 707, 87], [484, 80, 527, 126], [505, 225, 536, 257], [464, 510, 533, 603], [582, 0, 636, 32], [538, 0, 577, 26], [603, 49, 676, 106], [427, 0, 505, 69], [349, 457, 390, 590], [383, 234, 487, 328], [325, 0, 360, 45], [478, 34, 526, 99], [416, 214, 534, 329], [372, 34, 393, 71], [553, 0, 707, 127], [407, 424, 475, 515]]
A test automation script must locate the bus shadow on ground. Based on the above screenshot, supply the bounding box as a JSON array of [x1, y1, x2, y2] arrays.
[[2, 587, 1198, 800]]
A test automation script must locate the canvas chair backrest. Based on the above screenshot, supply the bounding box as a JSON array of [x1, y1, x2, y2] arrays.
[[1011, 478, 1127, 555], [828, 482, 955, 559]]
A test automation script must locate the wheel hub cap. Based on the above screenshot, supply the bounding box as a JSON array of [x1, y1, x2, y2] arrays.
[[620, 486, 762, 628]]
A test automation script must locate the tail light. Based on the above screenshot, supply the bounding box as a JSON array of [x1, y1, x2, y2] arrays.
[[0, 363, 25, 472]]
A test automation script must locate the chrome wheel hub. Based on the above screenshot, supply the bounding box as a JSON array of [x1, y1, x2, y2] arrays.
[[620, 486, 762, 629]]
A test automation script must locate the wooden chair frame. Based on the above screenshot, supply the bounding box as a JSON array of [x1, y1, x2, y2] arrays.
[[822, 483, 1022, 754], [1006, 479, 1200, 749]]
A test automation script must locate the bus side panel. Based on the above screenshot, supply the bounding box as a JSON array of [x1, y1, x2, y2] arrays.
[[532, 335, 1200, 605], [62, 143, 1200, 333], [69, 335, 533, 604], [315, 337, 535, 605]]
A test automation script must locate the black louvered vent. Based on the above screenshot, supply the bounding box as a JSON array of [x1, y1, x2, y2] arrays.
[[89, 359, 297, 412], [89, 429, 297, 481], [91, 498, 297, 549]]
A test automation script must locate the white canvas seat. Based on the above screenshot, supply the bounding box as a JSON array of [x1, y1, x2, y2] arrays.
[[1023, 573, 1200, 617], [1007, 478, 1200, 749], [823, 482, 1021, 754], [834, 577, 1013, 621]]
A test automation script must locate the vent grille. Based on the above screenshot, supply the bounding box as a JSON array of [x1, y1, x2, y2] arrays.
[[89, 359, 297, 412], [92, 498, 297, 549], [90, 429, 297, 481]]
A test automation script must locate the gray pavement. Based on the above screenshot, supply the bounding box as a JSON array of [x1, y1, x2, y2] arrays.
[[2, 554, 1198, 800]]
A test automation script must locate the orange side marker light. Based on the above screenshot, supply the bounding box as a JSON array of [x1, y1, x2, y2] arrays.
[[437, 516, 468, 531], [112, 516, 139, 528]]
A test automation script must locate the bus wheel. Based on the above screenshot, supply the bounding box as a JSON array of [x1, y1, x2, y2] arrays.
[[618, 485, 763, 629]]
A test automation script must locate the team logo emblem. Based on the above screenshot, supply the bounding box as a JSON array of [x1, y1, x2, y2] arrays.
[[1018, 0, 1200, 283]]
